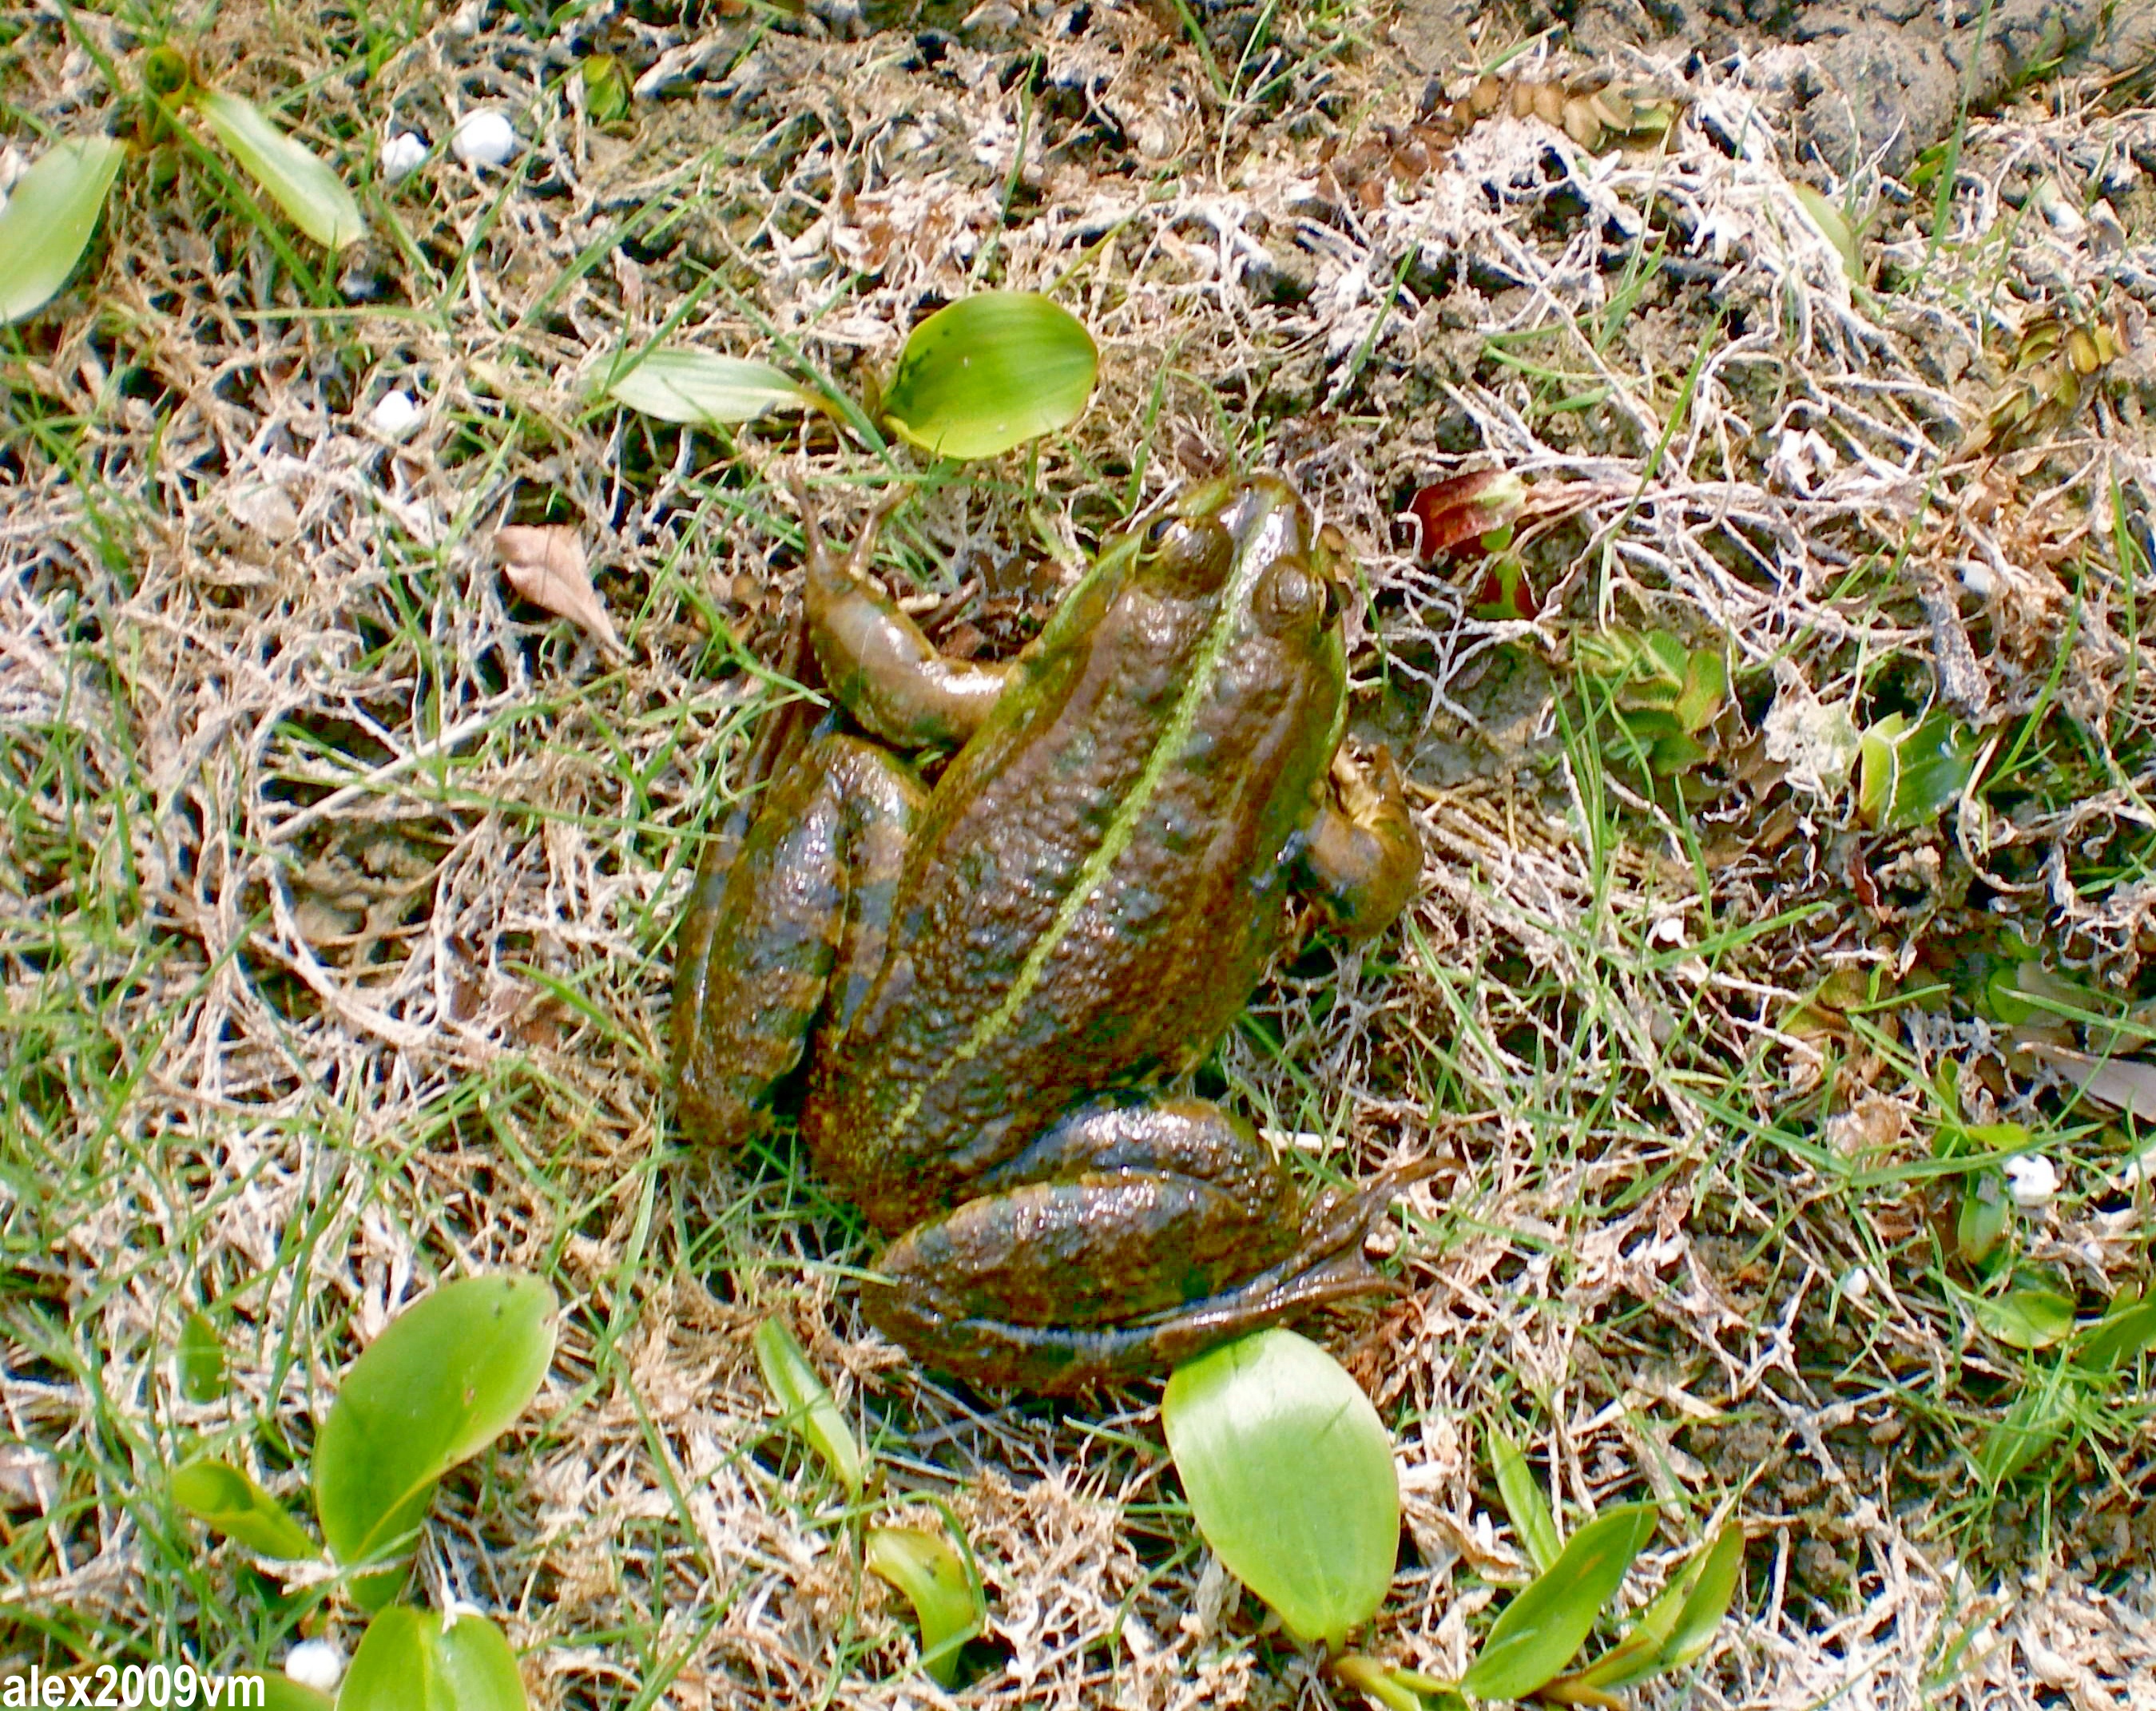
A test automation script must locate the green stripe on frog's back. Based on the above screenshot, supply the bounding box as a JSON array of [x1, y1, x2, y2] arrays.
[[875, 487, 1291, 1149]]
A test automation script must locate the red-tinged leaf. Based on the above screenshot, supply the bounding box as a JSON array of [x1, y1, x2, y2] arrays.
[[1407, 470, 1526, 562]]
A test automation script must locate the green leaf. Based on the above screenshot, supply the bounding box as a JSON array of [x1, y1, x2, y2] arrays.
[[193, 90, 365, 249], [2076, 1292, 2156, 1372], [752, 1318, 867, 1498], [1792, 183, 1862, 284], [0, 134, 126, 324], [1459, 1501, 1658, 1701], [581, 54, 632, 125], [865, 1522, 985, 1689], [1972, 1281, 2075, 1351], [314, 1275, 557, 1599], [1487, 1426, 1559, 1575], [1856, 709, 1975, 832], [604, 348, 823, 427], [171, 1458, 319, 1559], [880, 292, 1098, 460], [1162, 1328, 1399, 1651], [1674, 648, 1728, 734], [1572, 1516, 1745, 1688], [1955, 1172, 2011, 1269], [1975, 1382, 2076, 1487], [178, 1309, 229, 1403], [339, 1607, 527, 1711]]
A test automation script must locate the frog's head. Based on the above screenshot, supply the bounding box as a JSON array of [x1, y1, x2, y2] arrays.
[[1132, 473, 1348, 654]]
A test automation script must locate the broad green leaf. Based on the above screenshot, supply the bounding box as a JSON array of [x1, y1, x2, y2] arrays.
[[1972, 1282, 2075, 1351], [193, 90, 365, 249], [339, 1607, 527, 1711], [1487, 1426, 1559, 1575], [880, 291, 1098, 459], [178, 1308, 229, 1403], [1162, 1328, 1398, 1651], [865, 1523, 984, 1689], [2076, 1292, 2156, 1371], [0, 134, 125, 324], [605, 349, 821, 425], [753, 1318, 867, 1498], [1856, 709, 1975, 832], [1571, 1515, 1745, 1688], [1792, 183, 1862, 284], [1459, 1501, 1658, 1701], [172, 1457, 319, 1559], [314, 1275, 557, 1594]]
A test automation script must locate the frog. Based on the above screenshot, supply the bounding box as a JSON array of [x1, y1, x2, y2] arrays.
[[671, 473, 1424, 1392]]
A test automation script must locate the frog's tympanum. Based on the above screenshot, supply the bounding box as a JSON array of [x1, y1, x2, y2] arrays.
[[673, 474, 1423, 1391]]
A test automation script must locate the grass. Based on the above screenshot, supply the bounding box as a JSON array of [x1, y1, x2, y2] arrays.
[[6, 0, 2156, 1705]]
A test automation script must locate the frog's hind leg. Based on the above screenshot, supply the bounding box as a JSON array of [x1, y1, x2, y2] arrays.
[[672, 733, 923, 1149], [862, 1098, 1419, 1392]]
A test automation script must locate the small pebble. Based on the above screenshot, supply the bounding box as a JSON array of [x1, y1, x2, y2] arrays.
[[451, 109, 518, 169], [2003, 1154, 2059, 1209], [1842, 1264, 1872, 1302], [284, 1640, 344, 1694], [369, 390, 423, 439], [379, 130, 427, 183]]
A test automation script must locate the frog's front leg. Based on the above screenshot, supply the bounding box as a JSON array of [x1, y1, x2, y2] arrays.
[[800, 486, 1011, 749], [862, 1098, 1406, 1391], [673, 732, 924, 1148], [1297, 745, 1423, 940]]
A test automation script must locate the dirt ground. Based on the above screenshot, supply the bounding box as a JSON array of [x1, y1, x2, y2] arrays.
[[6, 1, 2156, 1707]]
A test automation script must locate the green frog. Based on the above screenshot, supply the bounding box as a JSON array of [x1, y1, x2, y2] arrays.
[[672, 474, 1423, 1391]]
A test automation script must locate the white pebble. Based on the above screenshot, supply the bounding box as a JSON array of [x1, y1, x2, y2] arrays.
[[379, 131, 427, 183], [369, 390, 423, 439], [1842, 1264, 1872, 1301], [451, 109, 518, 169], [2003, 1154, 2059, 1209], [284, 1640, 344, 1694]]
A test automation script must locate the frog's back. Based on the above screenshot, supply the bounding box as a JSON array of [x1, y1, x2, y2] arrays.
[[805, 543, 1342, 1229]]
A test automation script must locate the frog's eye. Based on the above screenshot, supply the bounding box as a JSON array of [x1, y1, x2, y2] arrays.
[[1145, 514, 1175, 545], [1254, 558, 1331, 631], [1145, 517, 1234, 594]]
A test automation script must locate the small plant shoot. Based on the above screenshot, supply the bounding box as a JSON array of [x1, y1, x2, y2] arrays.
[[879, 292, 1099, 460], [1459, 1502, 1659, 1700], [865, 1521, 986, 1689], [339, 1606, 527, 1711], [314, 1273, 557, 1606], [1162, 1328, 1399, 1652], [1, 56, 367, 324]]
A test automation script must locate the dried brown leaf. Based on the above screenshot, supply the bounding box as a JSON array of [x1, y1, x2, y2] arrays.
[[495, 525, 622, 655]]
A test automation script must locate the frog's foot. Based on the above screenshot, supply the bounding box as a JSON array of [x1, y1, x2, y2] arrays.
[[862, 1130, 1430, 1394]]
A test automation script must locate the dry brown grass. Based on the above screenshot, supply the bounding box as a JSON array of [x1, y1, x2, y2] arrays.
[[6, 2, 2156, 1706]]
